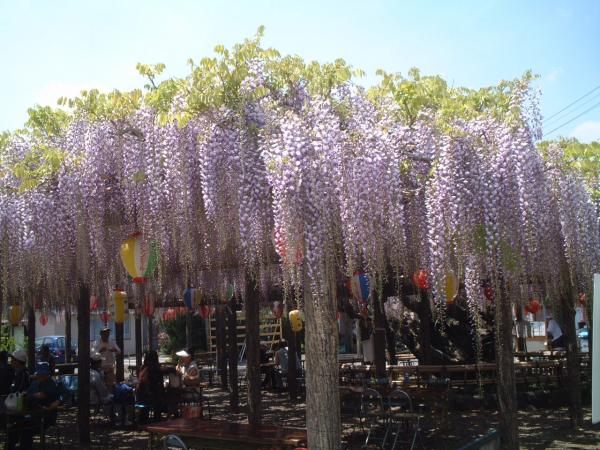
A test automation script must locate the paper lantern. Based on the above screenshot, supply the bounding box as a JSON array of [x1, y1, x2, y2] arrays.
[[529, 298, 541, 314], [445, 271, 459, 304], [289, 310, 303, 332], [220, 284, 235, 304], [199, 305, 210, 319], [194, 288, 203, 307], [412, 269, 429, 290], [143, 294, 155, 317], [89, 295, 99, 312], [39, 314, 48, 326], [119, 232, 159, 283], [162, 307, 178, 322], [9, 305, 21, 326], [272, 301, 283, 319], [347, 272, 370, 302], [183, 288, 193, 309], [484, 286, 494, 302], [101, 311, 110, 325], [112, 289, 127, 324]]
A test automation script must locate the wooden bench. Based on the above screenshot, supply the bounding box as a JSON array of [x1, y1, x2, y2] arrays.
[[144, 418, 307, 450]]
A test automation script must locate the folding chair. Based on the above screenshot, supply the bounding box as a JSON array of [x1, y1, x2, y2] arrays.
[[360, 388, 385, 449], [384, 389, 421, 450], [163, 434, 189, 449]]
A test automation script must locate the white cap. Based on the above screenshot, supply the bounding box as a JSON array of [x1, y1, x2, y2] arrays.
[[90, 352, 104, 361], [175, 350, 190, 358], [11, 349, 27, 362]]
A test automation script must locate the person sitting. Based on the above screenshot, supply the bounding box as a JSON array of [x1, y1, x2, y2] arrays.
[[546, 314, 565, 351], [90, 352, 114, 419], [10, 349, 30, 393], [175, 349, 199, 387], [137, 350, 175, 422], [260, 344, 277, 389], [6, 362, 60, 450], [0, 350, 14, 396], [38, 345, 56, 376]]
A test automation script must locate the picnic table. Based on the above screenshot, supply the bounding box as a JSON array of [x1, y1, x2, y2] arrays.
[[144, 418, 307, 450]]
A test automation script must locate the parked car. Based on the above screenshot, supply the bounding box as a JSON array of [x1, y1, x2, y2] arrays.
[[35, 335, 77, 363], [577, 327, 589, 353]]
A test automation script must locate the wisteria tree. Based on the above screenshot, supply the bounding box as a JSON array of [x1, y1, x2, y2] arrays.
[[1, 29, 598, 450]]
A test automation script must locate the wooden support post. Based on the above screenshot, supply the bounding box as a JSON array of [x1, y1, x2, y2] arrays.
[[560, 283, 583, 427], [186, 310, 193, 351], [304, 271, 341, 449], [27, 305, 35, 372], [65, 308, 72, 363], [418, 289, 433, 365], [282, 317, 298, 401], [372, 290, 387, 378], [77, 282, 91, 445], [216, 305, 228, 389], [245, 280, 261, 425], [227, 298, 239, 412], [148, 315, 154, 351], [135, 283, 144, 374], [495, 282, 518, 450], [115, 322, 124, 382]]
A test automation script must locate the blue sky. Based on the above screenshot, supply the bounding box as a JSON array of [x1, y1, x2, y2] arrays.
[[1, 0, 599, 141]]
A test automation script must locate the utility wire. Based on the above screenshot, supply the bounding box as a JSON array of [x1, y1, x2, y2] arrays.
[[544, 90, 600, 127], [543, 83, 600, 123], [544, 100, 600, 136]]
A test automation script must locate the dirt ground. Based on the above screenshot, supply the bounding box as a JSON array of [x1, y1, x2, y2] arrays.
[[2, 386, 599, 449]]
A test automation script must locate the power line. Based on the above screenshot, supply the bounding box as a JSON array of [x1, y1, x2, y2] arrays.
[[544, 99, 600, 136], [543, 83, 600, 123], [543, 90, 600, 127]]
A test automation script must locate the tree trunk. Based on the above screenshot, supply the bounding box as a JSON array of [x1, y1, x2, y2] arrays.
[[216, 305, 228, 389], [65, 308, 72, 363], [372, 290, 387, 378], [282, 317, 298, 401], [560, 288, 583, 427], [418, 289, 433, 364], [77, 282, 91, 445], [228, 298, 239, 412], [495, 283, 519, 450], [304, 272, 341, 450], [245, 280, 262, 425], [115, 322, 125, 382]]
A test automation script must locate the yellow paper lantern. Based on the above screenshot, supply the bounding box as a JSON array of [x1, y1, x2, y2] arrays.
[[193, 288, 203, 307], [445, 271, 459, 304], [119, 232, 159, 283], [9, 305, 22, 326], [112, 289, 127, 324], [289, 309, 303, 332]]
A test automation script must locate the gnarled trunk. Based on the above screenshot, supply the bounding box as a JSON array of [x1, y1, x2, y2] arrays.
[[304, 272, 341, 449], [245, 280, 262, 425], [77, 282, 91, 445], [228, 298, 239, 412]]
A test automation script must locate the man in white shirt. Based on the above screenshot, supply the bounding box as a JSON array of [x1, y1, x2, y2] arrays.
[[175, 350, 199, 387], [546, 315, 565, 350], [92, 328, 121, 388]]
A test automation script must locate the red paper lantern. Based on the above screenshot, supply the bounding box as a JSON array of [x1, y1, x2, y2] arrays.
[[272, 301, 283, 319], [90, 295, 99, 312], [101, 310, 110, 325], [529, 298, 541, 314], [163, 307, 178, 322], [143, 294, 155, 317], [484, 286, 494, 302], [39, 314, 48, 326], [199, 305, 210, 319], [412, 270, 429, 290]]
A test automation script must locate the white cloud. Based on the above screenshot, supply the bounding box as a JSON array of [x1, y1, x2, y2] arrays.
[[570, 121, 600, 143], [544, 67, 564, 85]]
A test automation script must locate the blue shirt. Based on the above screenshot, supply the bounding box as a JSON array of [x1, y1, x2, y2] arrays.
[[27, 378, 59, 409]]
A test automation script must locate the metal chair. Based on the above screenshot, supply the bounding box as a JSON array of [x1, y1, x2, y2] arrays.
[[163, 434, 189, 449], [360, 388, 385, 449], [383, 389, 421, 450]]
